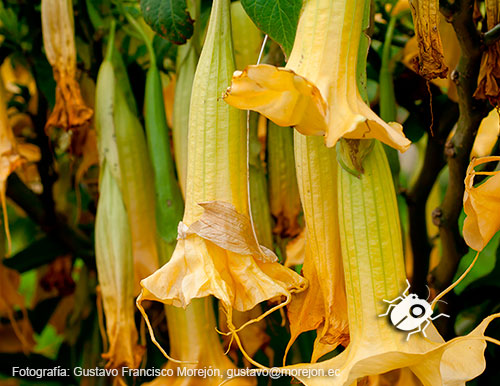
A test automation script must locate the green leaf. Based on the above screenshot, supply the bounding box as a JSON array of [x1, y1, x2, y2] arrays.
[[140, 0, 194, 45], [241, 0, 302, 56]]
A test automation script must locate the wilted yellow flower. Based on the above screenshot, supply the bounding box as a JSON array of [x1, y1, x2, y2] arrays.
[[408, 0, 448, 80], [138, 0, 306, 338], [403, 8, 460, 100], [286, 142, 499, 385], [41, 0, 93, 137], [0, 74, 40, 252], [286, 134, 349, 363], [224, 0, 410, 152], [463, 156, 500, 252], [474, 0, 500, 106], [0, 263, 35, 353]]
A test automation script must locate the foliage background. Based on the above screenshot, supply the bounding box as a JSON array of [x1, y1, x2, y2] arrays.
[[0, 0, 499, 385]]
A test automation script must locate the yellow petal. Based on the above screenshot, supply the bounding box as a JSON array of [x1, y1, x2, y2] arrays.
[[284, 229, 305, 268], [463, 156, 500, 251], [471, 109, 500, 158], [223, 0, 410, 152], [139, 0, 306, 332], [286, 134, 349, 362], [286, 142, 498, 385], [139, 235, 305, 311], [224, 65, 328, 137]]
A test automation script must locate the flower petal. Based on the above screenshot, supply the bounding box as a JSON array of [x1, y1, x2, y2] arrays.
[[224, 64, 328, 137], [463, 156, 500, 251]]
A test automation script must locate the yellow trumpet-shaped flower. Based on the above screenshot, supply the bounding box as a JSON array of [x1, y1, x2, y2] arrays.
[[138, 0, 306, 336], [223, 0, 410, 152], [463, 156, 500, 252], [286, 142, 499, 385], [286, 134, 349, 363]]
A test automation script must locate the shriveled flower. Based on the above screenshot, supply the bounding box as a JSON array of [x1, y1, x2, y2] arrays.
[[138, 0, 306, 338], [408, 0, 448, 80], [403, 7, 460, 100], [463, 156, 500, 252], [286, 142, 500, 386], [223, 0, 410, 152], [474, 0, 500, 106], [41, 0, 93, 137], [0, 74, 40, 252], [0, 263, 36, 353]]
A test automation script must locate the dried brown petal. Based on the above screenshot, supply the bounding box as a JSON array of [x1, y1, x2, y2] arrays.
[[409, 0, 448, 80]]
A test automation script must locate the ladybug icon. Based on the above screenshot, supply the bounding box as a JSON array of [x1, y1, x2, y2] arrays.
[[379, 280, 449, 341]]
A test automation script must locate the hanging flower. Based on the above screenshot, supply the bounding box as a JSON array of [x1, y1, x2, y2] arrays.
[[286, 134, 349, 363], [41, 0, 93, 138], [408, 0, 449, 80], [285, 142, 500, 386], [223, 0, 410, 152], [138, 0, 306, 342]]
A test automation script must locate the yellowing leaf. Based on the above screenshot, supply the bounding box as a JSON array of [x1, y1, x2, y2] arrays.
[[408, 0, 448, 80], [463, 156, 500, 251], [224, 0, 410, 152]]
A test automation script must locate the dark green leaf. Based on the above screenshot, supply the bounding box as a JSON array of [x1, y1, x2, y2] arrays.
[[140, 0, 194, 45], [241, 0, 302, 56], [4, 237, 67, 273]]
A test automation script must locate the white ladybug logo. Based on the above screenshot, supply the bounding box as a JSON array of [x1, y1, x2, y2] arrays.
[[379, 280, 449, 341]]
